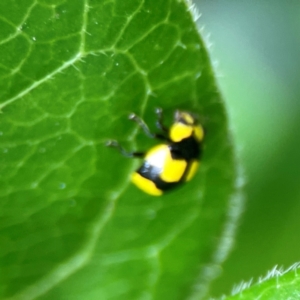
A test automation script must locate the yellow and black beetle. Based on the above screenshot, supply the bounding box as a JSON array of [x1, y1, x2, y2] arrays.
[[106, 108, 204, 196]]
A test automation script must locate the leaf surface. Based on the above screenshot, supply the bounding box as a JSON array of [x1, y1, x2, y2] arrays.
[[0, 1, 241, 299], [224, 264, 300, 300]]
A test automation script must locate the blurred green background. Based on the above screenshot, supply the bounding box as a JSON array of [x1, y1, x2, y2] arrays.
[[195, 1, 300, 297]]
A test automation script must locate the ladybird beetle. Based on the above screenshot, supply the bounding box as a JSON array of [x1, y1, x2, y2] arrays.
[[106, 108, 204, 196]]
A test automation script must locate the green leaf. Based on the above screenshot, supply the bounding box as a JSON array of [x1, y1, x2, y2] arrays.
[[0, 0, 241, 299], [222, 263, 300, 300]]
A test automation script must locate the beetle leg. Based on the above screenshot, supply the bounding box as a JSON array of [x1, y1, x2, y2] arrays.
[[129, 112, 167, 140], [106, 140, 144, 158], [155, 107, 168, 133]]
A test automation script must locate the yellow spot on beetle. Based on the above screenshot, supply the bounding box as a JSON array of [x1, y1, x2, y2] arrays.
[[131, 173, 163, 196]]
